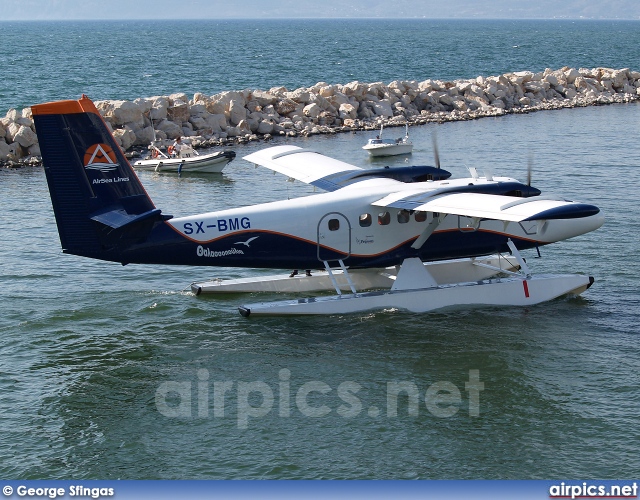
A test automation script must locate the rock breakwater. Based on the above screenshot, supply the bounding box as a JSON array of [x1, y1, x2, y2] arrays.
[[2, 66, 639, 166]]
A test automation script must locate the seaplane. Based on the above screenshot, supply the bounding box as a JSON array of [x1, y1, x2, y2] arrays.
[[32, 95, 604, 316]]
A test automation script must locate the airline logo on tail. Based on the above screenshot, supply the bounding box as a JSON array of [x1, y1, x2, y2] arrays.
[[83, 143, 120, 172]]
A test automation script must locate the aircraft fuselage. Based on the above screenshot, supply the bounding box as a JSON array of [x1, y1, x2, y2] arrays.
[[118, 176, 603, 269]]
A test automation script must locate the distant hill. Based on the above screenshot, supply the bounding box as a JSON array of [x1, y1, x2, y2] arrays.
[[217, 0, 640, 20], [5, 0, 640, 21]]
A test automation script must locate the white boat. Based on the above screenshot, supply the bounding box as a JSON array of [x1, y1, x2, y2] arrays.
[[362, 124, 413, 157], [133, 141, 235, 173]]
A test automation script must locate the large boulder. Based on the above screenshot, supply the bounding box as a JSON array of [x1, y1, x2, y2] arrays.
[[275, 98, 297, 115], [149, 97, 169, 121], [27, 143, 41, 157], [189, 103, 208, 116], [388, 80, 407, 93], [0, 140, 11, 161], [303, 103, 321, 119], [5, 122, 20, 142], [228, 99, 247, 126], [167, 99, 190, 124], [609, 69, 629, 89], [227, 119, 251, 137], [133, 126, 155, 146], [366, 82, 387, 98], [5, 109, 21, 122], [112, 100, 144, 126], [285, 89, 311, 103], [15, 116, 33, 128], [133, 97, 153, 115], [205, 114, 228, 134], [189, 115, 208, 131], [251, 90, 278, 106], [372, 100, 394, 117], [564, 68, 581, 84], [328, 92, 349, 107], [338, 103, 357, 120], [169, 93, 189, 105], [207, 91, 246, 115], [192, 92, 209, 105], [309, 93, 331, 111], [156, 119, 183, 139], [357, 102, 374, 119], [13, 125, 38, 148], [318, 85, 338, 98], [112, 128, 136, 150], [341, 81, 367, 98], [256, 119, 274, 135]]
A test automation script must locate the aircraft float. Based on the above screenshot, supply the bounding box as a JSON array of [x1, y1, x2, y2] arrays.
[[31, 95, 604, 316]]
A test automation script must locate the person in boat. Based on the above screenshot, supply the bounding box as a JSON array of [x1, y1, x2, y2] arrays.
[[169, 136, 183, 157]]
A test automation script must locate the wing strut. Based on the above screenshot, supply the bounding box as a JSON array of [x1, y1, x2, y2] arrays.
[[506, 239, 531, 277], [411, 213, 447, 250]]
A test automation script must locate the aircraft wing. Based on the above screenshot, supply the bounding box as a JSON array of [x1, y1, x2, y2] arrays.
[[244, 146, 452, 192], [243, 146, 366, 191], [373, 191, 600, 222]]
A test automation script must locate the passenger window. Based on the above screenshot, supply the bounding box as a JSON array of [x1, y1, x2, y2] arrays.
[[397, 210, 410, 224], [328, 218, 340, 231], [359, 213, 372, 227], [414, 211, 427, 222], [378, 212, 390, 225]]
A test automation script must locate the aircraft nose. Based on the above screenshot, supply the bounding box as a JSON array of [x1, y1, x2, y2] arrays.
[[536, 209, 604, 242]]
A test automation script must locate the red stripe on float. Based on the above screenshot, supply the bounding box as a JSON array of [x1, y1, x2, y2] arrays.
[[523, 280, 530, 298]]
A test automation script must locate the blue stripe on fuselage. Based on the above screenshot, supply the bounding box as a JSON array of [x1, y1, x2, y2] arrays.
[[118, 222, 541, 268]]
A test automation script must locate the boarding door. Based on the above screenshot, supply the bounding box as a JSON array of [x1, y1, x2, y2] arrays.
[[317, 212, 351, 263]]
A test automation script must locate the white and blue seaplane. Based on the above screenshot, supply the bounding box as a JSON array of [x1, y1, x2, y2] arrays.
[[32, 95, 604, 316]]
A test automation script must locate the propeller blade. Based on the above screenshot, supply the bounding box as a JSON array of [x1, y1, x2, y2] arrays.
[[432, 131, 440, 169], [527, 153, 533, 186]]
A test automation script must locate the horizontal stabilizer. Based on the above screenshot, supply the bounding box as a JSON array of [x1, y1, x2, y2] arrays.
[[91, 208, 165, 230]]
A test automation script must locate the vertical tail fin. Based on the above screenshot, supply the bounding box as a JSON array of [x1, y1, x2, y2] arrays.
[[32, 95, 166, 262]]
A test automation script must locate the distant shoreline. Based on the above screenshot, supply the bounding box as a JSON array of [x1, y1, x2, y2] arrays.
[[2, 66, 638, 168], [0, 16, 640, 24], [2, 18, 640, 23]]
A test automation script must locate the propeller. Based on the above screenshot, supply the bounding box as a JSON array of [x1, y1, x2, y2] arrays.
[[527, 153, 533, 186], [432, 130, 440, 169]]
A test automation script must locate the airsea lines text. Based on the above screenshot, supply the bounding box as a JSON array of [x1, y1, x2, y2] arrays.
[[92, 177, 129, 184]]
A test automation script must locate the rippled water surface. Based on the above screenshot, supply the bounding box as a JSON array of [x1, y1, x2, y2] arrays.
[[1, 20, 639, 479]]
